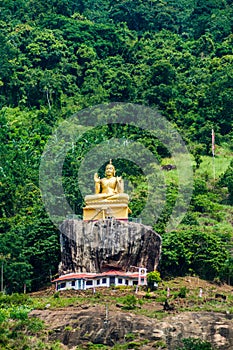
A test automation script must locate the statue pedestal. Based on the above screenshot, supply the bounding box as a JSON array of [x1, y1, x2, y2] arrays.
[[83, 203, 130, 221], [83, 194, 131, 221]]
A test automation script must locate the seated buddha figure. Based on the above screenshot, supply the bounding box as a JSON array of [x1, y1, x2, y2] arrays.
[[84, 160, 129, 204]]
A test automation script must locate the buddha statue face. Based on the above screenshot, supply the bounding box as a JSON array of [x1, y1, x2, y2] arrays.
[[105, 163, 115, 178]]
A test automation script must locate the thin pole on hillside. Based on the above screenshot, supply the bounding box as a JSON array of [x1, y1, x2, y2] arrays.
[[212, 129, 216, 181]]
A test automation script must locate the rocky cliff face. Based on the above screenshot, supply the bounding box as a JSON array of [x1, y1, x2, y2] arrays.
[[59, 219, 161, 274], [30, 307, 233, 350]]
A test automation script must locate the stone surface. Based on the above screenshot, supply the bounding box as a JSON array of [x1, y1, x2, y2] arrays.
[[30, 307, 233, 349], [59, 219, 161, 274]]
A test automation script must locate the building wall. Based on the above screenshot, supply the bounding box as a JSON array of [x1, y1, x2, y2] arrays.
[[56, 276, 139, 291]]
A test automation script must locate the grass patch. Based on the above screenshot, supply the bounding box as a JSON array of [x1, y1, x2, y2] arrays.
[[196, 152, 232, 180]]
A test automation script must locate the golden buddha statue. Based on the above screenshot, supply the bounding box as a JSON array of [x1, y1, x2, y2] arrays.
[[83, 160, 130, 221]]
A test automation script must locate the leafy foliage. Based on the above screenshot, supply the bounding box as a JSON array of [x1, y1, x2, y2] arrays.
[[160, 228, 231, 281], [219, 159, 233, 204], [0, 0, 232, 292], [147, 271, 162, 284], [122, 294, 138, 310], [176, 337, 216, 350]]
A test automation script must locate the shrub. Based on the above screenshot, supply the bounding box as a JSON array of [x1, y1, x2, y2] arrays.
[[153, 340, 167, 349], [147, 271, 161, 290], [122, 295, 138, 309], [10, 306, 30, 320], [147, 271, 162, 284], [0, 293, 31, 306], [178, 287, 188, 298], [53, 292, 60, 299], [27, 317, 44, 334], [176, 338, 215, 349], [127, 341, 141, 349], [87, 343, 108, 349], [124, 333, 136, 341], [0, 309, 7, 323]]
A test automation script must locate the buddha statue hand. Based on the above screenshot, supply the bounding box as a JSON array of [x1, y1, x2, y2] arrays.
[[94, 173, 101, 194], [116, 176, 124, 193], [94, 173, 100, 183]]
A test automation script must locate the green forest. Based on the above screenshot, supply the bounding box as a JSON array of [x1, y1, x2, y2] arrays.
[[0, 0, 233, 292]]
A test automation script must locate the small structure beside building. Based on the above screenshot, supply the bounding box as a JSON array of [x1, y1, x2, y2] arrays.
[[52, 269, 147, 291]]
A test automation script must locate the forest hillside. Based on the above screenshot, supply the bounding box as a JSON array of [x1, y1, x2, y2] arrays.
[[0, 0, 233, 292]]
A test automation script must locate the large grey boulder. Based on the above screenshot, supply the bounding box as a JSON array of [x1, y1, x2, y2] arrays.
[[59, 219, 161, 274]]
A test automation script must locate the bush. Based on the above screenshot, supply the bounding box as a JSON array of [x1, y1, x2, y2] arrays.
[[53, 292, 60, 299], [176, 338, 215, 350], [127, 341, 141, 349], [0, 309, 7, 323], [27, 317, 44, 334], [122, 295, 138, 309], [147, 271, 161, 290], [10, 306, 30, 320], [0, 293, 31, 306], [147, 271, 162, 284], [124, 333, 136, 341], [87, 343, 108, 349], [177, 287, 188, 298]]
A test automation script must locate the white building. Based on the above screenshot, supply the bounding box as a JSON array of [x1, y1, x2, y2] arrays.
[[52, 269, 147, 291]]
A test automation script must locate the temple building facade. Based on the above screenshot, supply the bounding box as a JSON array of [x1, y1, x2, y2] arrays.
[[52, 269, 147, 291]]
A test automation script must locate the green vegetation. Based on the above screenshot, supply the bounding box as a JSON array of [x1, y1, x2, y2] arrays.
[[77, 340, 149, 350], [0, 0, 232, 293], [29, 278, 233, 315], [176, 338, 216, 350], [0, 283, 231, 349], [147, 271, 162, 290], [121, 294, 139, 309], [0, 294, 62, 349]]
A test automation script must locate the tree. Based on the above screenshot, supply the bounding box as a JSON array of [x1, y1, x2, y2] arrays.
[[219, 160, 233, 204], [147, 271, 161, 290], [0, 0, 233, 293], [160, 228, 230, 281]]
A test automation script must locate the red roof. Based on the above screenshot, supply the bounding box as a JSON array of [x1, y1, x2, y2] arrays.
[[52, 270, 141, 283], [101, 270, 139, 277]]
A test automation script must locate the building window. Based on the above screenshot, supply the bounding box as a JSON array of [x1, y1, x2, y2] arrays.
[[97, 279, 100, 285], [125, 279, 129, 285], [118, 278, 122, 284], [133, 281, 138, 285], [60, 282, 66, 289], [86, 280, 93, 286], [71, 280, 75, 287], [102, 278, 106, 284]]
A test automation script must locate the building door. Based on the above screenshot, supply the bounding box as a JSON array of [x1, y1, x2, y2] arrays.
[[110, 277, 115, 285], [77, 279, 82, 290]]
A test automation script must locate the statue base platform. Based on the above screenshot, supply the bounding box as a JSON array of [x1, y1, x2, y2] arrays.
[[83, 201, 131, 221]]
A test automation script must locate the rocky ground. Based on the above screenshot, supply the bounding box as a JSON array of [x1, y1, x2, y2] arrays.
[[30, 306, 233, 349], [29, 277, 233, 349]]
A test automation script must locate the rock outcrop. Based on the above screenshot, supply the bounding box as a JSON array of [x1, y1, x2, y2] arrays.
[[30, 307, 233, 350], [59, 219, 161, 274]]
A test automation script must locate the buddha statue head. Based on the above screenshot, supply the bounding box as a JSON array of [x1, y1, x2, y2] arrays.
[[105, 159, 116, 178]]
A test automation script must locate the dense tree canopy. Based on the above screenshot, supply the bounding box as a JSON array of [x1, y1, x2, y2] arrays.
[[0, 0, 232, 291]]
